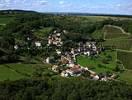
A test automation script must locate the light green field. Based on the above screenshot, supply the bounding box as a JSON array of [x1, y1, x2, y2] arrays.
[[77, 50, 117, 73], [34, 27, 53, 39], [0, 16, 14, 25], [0, 64, 47, 81], [118, 70, 132, 84]]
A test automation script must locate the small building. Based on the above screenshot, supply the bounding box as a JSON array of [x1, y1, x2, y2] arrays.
[[46, 57, 50, 64], [35, 41, 41, 47], [65, 67, 82, 76], [52, 65, 59, 72], [14, 45, 18, 50], [61, 71, 69, 77]]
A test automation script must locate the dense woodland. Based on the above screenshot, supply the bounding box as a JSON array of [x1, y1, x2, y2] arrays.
[[0, 77, 132, 100], [0, 11, 132, 100]]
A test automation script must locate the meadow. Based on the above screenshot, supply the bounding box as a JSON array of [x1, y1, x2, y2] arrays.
[[77, 50, 117, 73]]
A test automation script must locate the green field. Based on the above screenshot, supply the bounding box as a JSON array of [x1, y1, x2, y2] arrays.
[[118, 70, 132, 84], [103, 25, 130, 39], [77, 50, 117, 73], [103, 39, 132, 50], [0, 16, 14, 25], [34, 27, 53, 39], [0, 64, 50, 81], [117, 51, 132, 70]]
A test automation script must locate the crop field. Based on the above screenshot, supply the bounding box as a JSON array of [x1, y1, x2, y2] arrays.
[[0, 64, 49, 81], [103, 39, 132, 50], [103, 25, 130, 39], [77, 50, 117, 73], [117, 51, 132, 70]]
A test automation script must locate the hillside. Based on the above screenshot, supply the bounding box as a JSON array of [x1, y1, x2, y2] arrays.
[[0, 10, 132, 100]]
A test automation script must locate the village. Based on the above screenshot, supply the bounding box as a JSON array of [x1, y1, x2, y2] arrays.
[[13, 29, 117, 81], [45, 30, 117, 81]]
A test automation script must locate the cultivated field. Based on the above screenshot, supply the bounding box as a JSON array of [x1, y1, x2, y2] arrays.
[[103, 25, 130, 39], [103, 39, 132, 50], [117, 51, 132, 70]]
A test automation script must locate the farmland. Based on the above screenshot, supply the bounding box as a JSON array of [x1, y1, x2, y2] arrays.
[[103, 39, 132, 50], [103, 25, 130, 39], [117, 51, 132, 70]]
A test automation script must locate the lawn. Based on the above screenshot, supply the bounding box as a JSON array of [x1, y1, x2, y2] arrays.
[[77, 50, 117, 73], [117, 51, 132, 70]]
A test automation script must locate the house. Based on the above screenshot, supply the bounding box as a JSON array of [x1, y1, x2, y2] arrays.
[[91, 74, 100, 80], [14, 45, 18, 50], [56, 49, 61, 55], [35, 41, 41, 47], [65, 66, 82, 76], [46, 57, 50, 64], [61, 71, 69, 77], [52, 65, 59, 72]]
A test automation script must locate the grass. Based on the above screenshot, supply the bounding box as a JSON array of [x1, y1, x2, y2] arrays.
[[34, 27, 53, 39], [77, 50, 117, 73], [0, 16, 14, 25], [0, 65, 26, 81], [103, 25, 130, 39], [92, 30, 104, 39], [117, 51, 132, 70], [118, 70, 132, 84], [0, 64, 51, 81]]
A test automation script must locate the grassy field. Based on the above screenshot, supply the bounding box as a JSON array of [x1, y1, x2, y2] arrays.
[[103, 25, 130, 39], [77, 50, 117, 73], [0, 64, 51, 81], [118, 70, 132, 84], [34, 27, 53, 39], [92, 30, 104, 39], [0, 16, 14, 25], [117, 51, 132, 70]]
